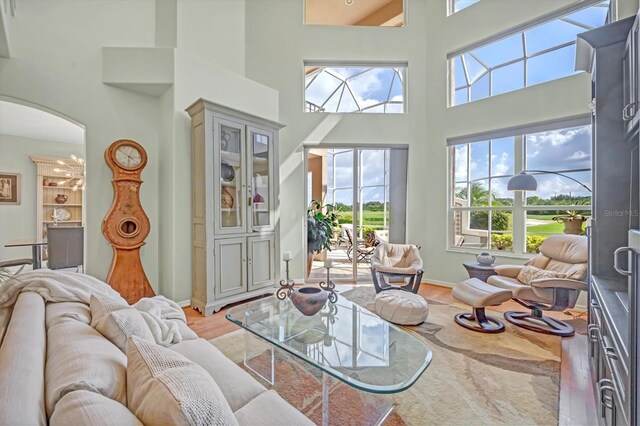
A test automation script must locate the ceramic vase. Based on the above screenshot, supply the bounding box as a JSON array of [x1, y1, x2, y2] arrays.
[[290, 286, 328, 316], [476, 252, 496, 266]]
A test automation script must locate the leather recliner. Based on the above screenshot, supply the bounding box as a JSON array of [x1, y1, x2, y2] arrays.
[[486, 234, 588, 337]]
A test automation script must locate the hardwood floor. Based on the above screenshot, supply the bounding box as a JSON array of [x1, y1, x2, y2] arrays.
[[183, 282, 595, 425]]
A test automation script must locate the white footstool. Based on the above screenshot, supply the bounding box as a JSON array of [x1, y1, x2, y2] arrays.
[[451, 278, 513, 333], [374, 290, 429, 325]]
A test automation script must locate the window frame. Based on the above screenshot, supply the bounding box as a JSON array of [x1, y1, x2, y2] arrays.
[[448, 121, 592, 256], [448, 0, 481, 16], [303, 61, 408, 114], [448, 0, 610, 106]]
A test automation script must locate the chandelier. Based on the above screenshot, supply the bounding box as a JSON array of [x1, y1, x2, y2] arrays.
[[53, 154, 85, 191]]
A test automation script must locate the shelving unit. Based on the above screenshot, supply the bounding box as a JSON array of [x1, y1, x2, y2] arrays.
[[30, 156, 85, 243]]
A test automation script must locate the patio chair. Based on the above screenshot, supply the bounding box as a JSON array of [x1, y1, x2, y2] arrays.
[[345, 227, 375, 263], [370, 243, 424, 294]]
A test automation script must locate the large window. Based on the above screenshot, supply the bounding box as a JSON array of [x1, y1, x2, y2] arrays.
[[449, 1, 609, 106], [449, 0, 480, 15], [304, 64, 406, 113], [449, 121, 591, 254]]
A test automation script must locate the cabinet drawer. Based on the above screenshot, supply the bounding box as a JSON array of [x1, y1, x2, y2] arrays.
[[599, 315, 629, 425]]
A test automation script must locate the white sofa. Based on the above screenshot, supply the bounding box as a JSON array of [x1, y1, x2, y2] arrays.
[[0, 291, 312, 425]]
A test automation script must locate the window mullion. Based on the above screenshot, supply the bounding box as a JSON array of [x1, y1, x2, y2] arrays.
[[512, 135, 526, 255]]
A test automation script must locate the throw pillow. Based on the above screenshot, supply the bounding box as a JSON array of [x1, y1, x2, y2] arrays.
[[90, 294, 129, 327], [126, 336, 238, 426], [517, 265, 566, 286], [90, 294, 154, 352]]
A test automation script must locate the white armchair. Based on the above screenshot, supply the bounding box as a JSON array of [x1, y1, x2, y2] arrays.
[[370, 244, 424, 294]]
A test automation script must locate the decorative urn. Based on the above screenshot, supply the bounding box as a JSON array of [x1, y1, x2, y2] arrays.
[[290, 286, 328, 316], [55, 194, 68, 204], [476, 252, 496, 266]]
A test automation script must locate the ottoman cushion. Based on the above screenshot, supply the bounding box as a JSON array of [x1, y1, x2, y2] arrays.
[[452, 278, 512, 307], [374, 290, 429, 325]]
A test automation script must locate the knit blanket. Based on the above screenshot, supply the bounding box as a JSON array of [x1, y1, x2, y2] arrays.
[[0, 269, 195, 346]]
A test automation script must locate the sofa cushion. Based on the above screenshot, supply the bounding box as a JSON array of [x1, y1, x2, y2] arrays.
[[0, 293, 47, 426], [127, 336, 238, 426], [486, 275, 553, 304], [45, 319, 127, 417], [46, 301, 91, 328], [170, 338, 266, 412], [234, 390, 313, 426], [50, 390, 142, 426]]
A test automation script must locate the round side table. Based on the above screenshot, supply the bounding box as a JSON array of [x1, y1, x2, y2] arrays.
[[463, 261, 497, 282]]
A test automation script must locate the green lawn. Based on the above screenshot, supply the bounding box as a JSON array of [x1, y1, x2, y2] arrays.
[[338, 210, 389, 227], [526, 222, 564, 234], [527, 214, 557, 220]]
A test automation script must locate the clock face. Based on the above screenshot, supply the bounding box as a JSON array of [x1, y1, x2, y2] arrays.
[[115, 144, 142, 169]]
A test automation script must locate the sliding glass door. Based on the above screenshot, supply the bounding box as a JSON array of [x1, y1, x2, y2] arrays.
[[306, 147, 406, 283]]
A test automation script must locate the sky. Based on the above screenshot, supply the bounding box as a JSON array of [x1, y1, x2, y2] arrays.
[[454, 125, 592, 201]]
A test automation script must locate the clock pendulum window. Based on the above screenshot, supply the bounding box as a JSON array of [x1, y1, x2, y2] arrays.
[[102, 139, 155, 304]]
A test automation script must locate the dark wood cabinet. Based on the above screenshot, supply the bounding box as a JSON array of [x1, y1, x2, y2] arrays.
[[577, 15, 638, 426]]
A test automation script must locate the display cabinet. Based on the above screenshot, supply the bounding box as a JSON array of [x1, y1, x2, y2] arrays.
[[186, 99, 284, 315], [30, 156, 84, 243]]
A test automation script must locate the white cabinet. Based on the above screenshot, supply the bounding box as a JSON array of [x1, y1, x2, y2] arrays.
[[187, 99, 284, 315]]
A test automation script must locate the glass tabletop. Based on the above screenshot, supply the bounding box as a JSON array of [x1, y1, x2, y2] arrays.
[[226, 294, 432, 394]]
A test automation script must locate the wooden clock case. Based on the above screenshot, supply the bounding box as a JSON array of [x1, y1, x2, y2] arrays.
[[102, 139, 155, 303]]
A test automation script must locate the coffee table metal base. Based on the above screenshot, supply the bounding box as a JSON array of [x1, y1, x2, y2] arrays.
[[243, 331, 395, 426]]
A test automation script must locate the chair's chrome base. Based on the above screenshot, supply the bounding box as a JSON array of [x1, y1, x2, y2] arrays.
[[504, 310, 575, 337], [454, 308, 505, 333]]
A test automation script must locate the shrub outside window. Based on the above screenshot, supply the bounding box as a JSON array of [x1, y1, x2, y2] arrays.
[[450, 123, 592, 255]]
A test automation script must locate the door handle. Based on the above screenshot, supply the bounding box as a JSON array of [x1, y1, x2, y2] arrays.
[[598, 379, 615, 410], [588, 325, 601, 343], [623, 103, 633, 120], [613, 247, 632, 276]]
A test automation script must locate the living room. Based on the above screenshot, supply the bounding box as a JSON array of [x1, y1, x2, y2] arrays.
[[1, 0, 639, 424]]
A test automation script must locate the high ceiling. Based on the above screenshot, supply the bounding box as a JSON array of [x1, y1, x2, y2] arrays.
[[0, 101, 84, 145], [305, 0, 403, 27]]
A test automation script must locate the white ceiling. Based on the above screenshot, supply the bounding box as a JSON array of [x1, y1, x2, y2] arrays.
[[0, 101, 84, 145]]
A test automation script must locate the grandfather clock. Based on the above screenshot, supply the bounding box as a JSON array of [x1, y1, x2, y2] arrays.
[[102, 139, 154, 303]]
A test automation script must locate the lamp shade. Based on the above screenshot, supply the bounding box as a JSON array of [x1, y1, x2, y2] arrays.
[[507, 172, 537, 191]]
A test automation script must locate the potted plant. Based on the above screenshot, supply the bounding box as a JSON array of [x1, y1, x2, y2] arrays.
[[307, 200, 339, 277], [553, 209, 589, 235]]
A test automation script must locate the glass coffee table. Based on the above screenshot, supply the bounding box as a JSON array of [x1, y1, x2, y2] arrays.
[[226, 294, 432, 426]]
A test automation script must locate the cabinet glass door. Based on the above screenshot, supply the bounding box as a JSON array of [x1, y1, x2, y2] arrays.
[[215, 118, 245, 234], [248, 127, 274, 231]]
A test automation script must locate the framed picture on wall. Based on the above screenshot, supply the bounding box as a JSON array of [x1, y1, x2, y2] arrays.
[[0, 173, 21, 205]]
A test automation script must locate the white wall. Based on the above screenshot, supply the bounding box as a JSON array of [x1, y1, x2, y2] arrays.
[[0, 0, 160, 286], [244, 0, 638, 284], [0, 134, 84, 259], [0, 0, 277, 302]]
